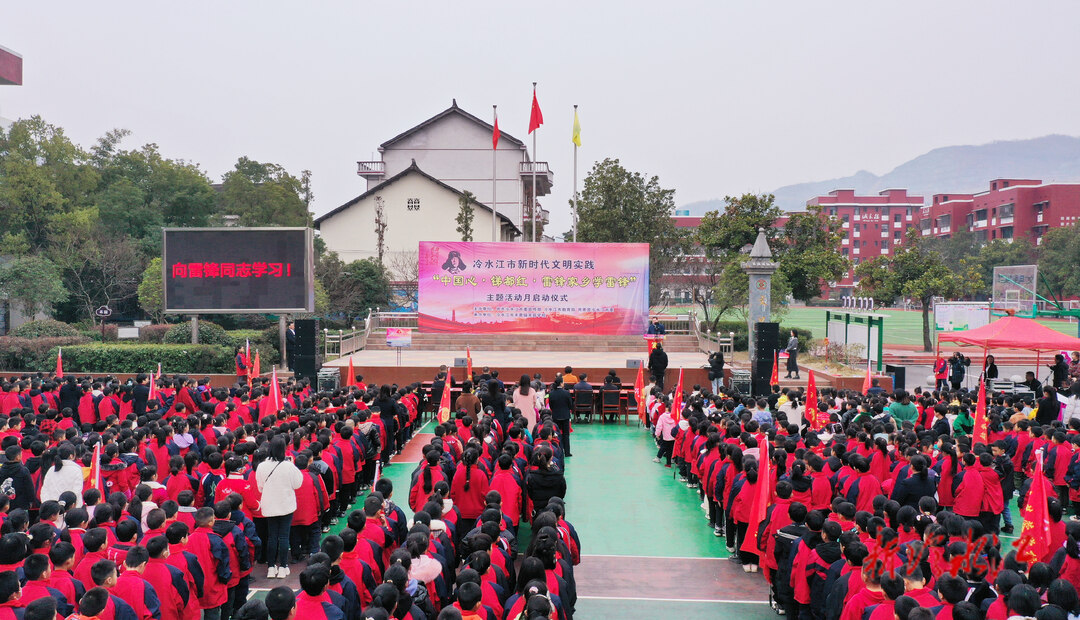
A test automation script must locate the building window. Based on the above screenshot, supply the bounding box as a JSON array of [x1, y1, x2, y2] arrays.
[[842, 248, 849, 256], [407, 198, 421, 211], [1001, 226, 1014, 240], [1000, 204, 1014, 223]]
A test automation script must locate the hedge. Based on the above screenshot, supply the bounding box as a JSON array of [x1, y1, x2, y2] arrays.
[[46, 344, 235, 374], [164, 321, 231, 347], [9, 319, 83, 339], [80, 325, 119, 342], [0, 336, 91, 371], [138, 324, 172, 344], [227, 329, 280, 365]]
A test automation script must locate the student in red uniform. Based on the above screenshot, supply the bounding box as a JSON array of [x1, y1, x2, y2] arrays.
[[296, 564, 344, 620], [111, 548, 162, 620], [187, 507, 232, 620], [451, 449, 489, 522], [143, 536, 190, 620], [164, 522, 204, 620], [74, 528, 111, 592], [19, 553, 73, 617], [89, 561, 141, 620], [292, 453, 329, 562]]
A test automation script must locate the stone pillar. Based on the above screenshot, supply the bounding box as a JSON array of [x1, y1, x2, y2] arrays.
[[741, 228, 779, 365]]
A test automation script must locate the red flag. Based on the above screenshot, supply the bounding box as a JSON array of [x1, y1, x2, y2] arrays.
[[861, 359, 872, 395], [269, 366, 283, 411], [492, 111, 501, 149], [770, 350, 778, 386], [245, 339, 252, 386], [252, 350, 261, 381], [805, 370, 821, 430], [148, 371, 157, 403], [528, 86, 543, 134], [741, 441, 774, 556], [55, 348, 63, 378], [88, 443, 102, 492], [466, 347, 473, 380], [671, 368, 684, 424], [1014, 451, 1051, 563], [973, 377, 989, 445], [634, 362, 645, 423], [437, 367, 453, 423], [345, 356, 356, 388]]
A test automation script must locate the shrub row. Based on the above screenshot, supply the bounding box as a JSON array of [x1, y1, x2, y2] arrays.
[[0, 336, 91, 371], [44, 344, 235, 374]]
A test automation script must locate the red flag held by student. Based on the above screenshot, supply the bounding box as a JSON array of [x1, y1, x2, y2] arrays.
[[252, 350, 261, 381], [345, 356, 356, 388], [769, 350, 778, 386], [437, 367, 453, 423], [741, 441, 773, 556], [861, 359, 872, 395], [269, 367, 283, 411], [89, 443, 102, 491], [55, 348, 63, 378], [973, 377, 988, 445], [466, 346, 473, 379], [528, 86, 543, 134], [805, 370, 821, 429], [634, 362, 645, 424], [1014, 451, 1051, 563], [671, 368, 684, 424], [148, 371, 157, 403]]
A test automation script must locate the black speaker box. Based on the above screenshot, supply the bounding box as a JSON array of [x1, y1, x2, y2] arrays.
[[751, 322, 779, 396], [295, 319, 318, 356]]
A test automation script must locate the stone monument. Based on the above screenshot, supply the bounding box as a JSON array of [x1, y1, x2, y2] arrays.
[[741, 228, 779, 365]]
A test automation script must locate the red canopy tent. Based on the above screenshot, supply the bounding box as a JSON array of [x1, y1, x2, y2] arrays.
[[938, 316, 1080, 375]]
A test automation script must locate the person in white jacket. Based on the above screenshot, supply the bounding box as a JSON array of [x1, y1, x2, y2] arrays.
[[40, 445, 84, 507], [256, 437, 304, 579]]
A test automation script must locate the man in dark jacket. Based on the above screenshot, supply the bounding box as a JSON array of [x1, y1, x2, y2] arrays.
[[648, 344, 669, 391], [547, 380, 573, 456], [58, 376, 82, 415], [0, 445, 35, 511], [132, 373, 151, 417]]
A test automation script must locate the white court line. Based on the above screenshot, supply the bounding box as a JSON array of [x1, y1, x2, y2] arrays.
[[580, 595, 768, 604], [582, 554, 726, 561]]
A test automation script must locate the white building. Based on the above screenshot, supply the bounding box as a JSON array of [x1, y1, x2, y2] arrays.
[[354, 99, 553, 236], [314, 162, 520, 266]]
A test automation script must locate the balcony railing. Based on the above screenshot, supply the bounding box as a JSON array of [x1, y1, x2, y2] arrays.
[[520, 161, 550, 175], [356, 161, 385, 176]]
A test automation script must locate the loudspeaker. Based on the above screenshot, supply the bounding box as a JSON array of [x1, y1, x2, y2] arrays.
[[751, 322, 780, 396], [626, 359, 642, 369], [294, 354, 319, 381], [885, 364, 906, 391], [454, 358, 469, 367], [295, 319, 318, 356]]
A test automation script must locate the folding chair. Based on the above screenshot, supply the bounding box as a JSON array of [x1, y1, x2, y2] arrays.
[[625, 390, 639, 426], [601, 389, 621, 424]]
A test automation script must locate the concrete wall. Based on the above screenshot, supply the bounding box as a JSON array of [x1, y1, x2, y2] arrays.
[[320, 171, 515, 266], [380, 113, 529, 230]]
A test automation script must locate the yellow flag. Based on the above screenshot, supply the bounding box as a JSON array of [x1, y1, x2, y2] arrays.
[[571, 109, 581, 147]]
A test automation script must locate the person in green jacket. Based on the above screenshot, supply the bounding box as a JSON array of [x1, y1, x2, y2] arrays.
[[952, 405, 974, 436], [887, 391, 919, 425]]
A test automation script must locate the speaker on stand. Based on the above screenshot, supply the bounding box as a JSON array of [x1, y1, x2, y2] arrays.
[[751, 322, 779, 397]]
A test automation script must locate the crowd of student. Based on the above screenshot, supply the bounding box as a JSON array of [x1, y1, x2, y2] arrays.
[[0, 369, 578, 620], [646, 375, 1080, 620]]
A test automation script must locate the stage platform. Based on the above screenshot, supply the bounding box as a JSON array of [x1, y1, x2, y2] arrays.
[[324, 348, 711, 388]]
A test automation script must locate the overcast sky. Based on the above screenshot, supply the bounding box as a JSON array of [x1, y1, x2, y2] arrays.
[[4, 1, 1080, 238]]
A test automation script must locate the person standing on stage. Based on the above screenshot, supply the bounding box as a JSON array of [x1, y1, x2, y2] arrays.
[[784, 329, 800, 380], [649, 343, 669, 391]]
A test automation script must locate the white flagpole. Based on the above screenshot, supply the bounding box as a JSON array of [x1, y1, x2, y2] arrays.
[[532, 81, 538, 243], [492, 105, 498, 242], [573, 104, 579, 243]]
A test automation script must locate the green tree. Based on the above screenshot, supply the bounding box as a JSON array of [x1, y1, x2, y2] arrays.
[[779, 205, 850, 302], [1037, 226, 1080, 301], [217, 157, 312, 227], [0, 256, 68, 317], [856, 229, 963, 351], [137, 257, 166, 323], [573, 158, 687, 306], [343, 258, 392, 318], [456, 191, 475, 241]]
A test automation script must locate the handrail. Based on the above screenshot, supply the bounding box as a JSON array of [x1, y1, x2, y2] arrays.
[[689, 311, 735, 355]]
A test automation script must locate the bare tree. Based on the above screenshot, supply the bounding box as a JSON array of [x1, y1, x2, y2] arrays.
[[388, 251, 420, 308], [52, 228, 143, 323], [374, 196, 388, 266]]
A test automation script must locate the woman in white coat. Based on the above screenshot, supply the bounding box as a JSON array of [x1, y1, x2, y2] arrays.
[[40, 445, 83, 507], [256, 436, 304, 578]]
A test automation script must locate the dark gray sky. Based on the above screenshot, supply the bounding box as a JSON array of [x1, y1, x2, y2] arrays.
[[4, 1, 1080, 237]]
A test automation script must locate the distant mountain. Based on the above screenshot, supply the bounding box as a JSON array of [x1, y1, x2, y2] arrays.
[[681, 135, 1080, 213]]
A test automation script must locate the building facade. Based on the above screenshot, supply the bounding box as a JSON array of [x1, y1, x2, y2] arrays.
[[920, 179, 1080, 245], [354, 100, 552, 238]]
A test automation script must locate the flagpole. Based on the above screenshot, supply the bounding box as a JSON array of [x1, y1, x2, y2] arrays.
[[532, 82, 538, 243], [573, 104, 578, 243], [492, 104, 498, 242]]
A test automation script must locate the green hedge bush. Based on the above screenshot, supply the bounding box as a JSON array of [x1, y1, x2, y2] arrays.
[[138, 324, 172, 344], [226, 330, 280, 365], [10, 319, 83, 339], [0, 336, 91, 371], [46, 344, 235, 374], [163, 321, 231, 347], [80, 325, 119, 342]]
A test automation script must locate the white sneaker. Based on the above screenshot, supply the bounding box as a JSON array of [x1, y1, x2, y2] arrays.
[[652, 457, 661, 463], [267, 566, 278, 579], [278, 566, 290, 578], [742, 564, 752, 573], [750, 564, 759, 573]]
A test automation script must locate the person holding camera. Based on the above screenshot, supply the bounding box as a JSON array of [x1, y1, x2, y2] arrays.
[[707, 351, 725, 394], [948, 352, 970, 390]]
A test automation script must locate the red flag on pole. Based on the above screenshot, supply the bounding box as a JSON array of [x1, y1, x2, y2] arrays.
[[741, 442, 774, 556], [1014, 451, 1051, 563], [252, 350, 261, 382], [805, 370, 821, 430], [269, 366, 284, 411], [769, 350, 778, 386], [634, 362, 645, 424], [492, 111, 501, 149], [437, 367, 453, 423], [148, 371, 157, 403], [55, 348, 63, 378], [671, 368, 684, 424], [345, 356, 356, 388], [89, 443, 102, 492], [528, 86, 543, 134], [245, 339, 252, 386], [861, 359, 872, 395], [466, 347, 473, 380], [973, 377, 989, 446]]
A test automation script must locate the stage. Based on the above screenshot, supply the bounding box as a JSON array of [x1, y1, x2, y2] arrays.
[[323, 348, 711, 388]]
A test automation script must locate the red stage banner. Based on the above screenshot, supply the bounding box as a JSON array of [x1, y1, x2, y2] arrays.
[[418, 241, 649, 335]]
